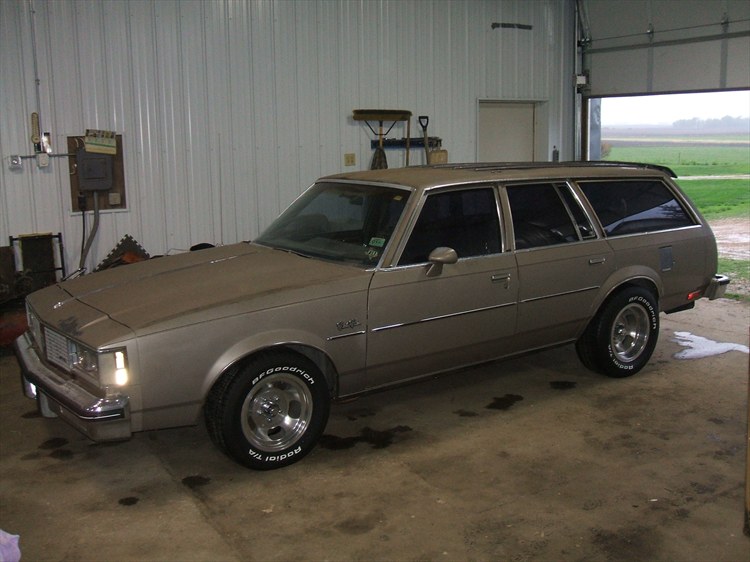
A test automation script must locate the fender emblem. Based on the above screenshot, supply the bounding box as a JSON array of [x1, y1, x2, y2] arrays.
[[336, 319, 362, 331]]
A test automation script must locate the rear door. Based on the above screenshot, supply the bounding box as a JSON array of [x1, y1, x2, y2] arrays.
[[366, 186, 518, 390], [577, 178, 706, 312], [504, 181, 615, 347]]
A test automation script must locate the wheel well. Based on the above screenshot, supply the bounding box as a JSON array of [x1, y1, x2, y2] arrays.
[[210, 344, 339, 400], [589, 278, 660, 327], [616, 278, 659, 301], [287, 344, 338, 395]]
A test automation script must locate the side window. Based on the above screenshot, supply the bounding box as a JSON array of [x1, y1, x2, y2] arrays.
[[507, 183, 587, 249], [579, 180, 696, 236], [399, 188, 501, 265]]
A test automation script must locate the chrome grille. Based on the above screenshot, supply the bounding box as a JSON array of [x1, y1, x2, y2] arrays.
[[45, 328, 71, 371]]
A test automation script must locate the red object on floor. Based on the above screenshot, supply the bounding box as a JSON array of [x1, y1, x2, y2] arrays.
[[0, 308, 27, 347]]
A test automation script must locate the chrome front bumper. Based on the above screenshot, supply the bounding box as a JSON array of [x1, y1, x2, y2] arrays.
[[14, 331, 132, 441], [705, 274, 730, 300]]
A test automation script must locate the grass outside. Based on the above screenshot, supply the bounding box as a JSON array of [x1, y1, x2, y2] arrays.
[[676, 180, 750, 220], [718, 257, 750, 301], [606, 145, 749, 176]]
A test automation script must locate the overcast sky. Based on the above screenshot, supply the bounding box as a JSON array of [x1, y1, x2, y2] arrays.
[[601, 90, 750, 126]]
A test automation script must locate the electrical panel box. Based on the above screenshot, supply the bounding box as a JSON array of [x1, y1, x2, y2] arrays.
[[76, 148, 113, 191], [68, 135, 127, 212]]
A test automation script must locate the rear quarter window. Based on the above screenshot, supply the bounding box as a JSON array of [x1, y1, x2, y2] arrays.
[[578, 179, 696, 236]]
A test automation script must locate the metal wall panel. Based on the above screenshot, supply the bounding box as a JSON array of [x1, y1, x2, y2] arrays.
[[1, 0, 575, 271]]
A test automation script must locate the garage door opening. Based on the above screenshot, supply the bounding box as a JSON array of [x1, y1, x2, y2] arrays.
[[586, 90, 750, 162], [586, 89, 750, 302]]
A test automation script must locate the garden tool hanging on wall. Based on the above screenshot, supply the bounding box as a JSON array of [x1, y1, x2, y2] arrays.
[[352, 110, 412, 170], [419, 115, 448, 165], [419, 116, 430, 163]]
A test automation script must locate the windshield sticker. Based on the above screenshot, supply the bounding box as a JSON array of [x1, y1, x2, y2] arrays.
[[369, 237, 386, 248]]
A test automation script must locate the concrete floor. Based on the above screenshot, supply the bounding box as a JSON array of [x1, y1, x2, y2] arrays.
[[1, 298, 748, 561]]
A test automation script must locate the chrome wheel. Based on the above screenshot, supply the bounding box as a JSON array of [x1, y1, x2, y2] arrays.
[[240, 372, 313, 453], [610, 303, 650, 363]]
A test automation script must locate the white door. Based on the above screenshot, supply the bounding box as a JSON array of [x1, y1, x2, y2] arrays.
[[477, 101, 535, 161]]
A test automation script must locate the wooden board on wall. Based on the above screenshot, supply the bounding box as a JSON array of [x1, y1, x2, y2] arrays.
[[67, 135, 127, 212]]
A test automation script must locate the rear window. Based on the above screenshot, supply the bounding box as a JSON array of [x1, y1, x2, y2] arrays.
[[578, 179, 695, 236]]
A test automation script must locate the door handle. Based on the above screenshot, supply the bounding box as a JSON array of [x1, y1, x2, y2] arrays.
[[491, 273, 511, 288], [589, 257, 606, 265]]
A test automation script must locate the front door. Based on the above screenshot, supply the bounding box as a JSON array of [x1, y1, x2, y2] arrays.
[[366, 186, 518, 390]]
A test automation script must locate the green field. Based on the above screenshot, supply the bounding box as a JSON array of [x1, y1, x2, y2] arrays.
[[676, 179, 750, 220], [606, 145, 750, 176], [604, 143, 749, 220]]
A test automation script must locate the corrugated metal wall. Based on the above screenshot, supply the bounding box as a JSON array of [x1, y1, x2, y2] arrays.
[[0, 0, 575, 271]]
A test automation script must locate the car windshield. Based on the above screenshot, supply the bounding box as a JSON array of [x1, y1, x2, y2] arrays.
[[255, 182, 411, 266]]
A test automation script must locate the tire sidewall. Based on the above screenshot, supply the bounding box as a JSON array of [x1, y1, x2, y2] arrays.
[[222, 354, 329, 470], [599, 288, 659, 377]]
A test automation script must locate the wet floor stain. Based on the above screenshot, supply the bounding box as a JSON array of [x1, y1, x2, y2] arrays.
[[319, 426, 412, 450], [591, 525, 662, 560], [713, 445, 742, 460], [671, 331, 749, 359], [550, 380, 577, 390], [39, 437, 68, 450], [49, 449, 74, 460], [673, 508, 690, 520], [690, 481, 717, 495], [118, 496, 139, 506], [37, 437, 74, 459], [345, 408, 377, 422], [20, 452, 41, 461], [485, 394, 523, 411], [334, 512, 382, 535], [454, 409, 479, 417], [182, 475, 211, 489]]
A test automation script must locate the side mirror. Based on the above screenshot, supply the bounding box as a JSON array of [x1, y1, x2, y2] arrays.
[[426, 247, 458, 277]]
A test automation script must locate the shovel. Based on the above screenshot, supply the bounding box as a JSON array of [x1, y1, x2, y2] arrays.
[[419, 115, 430, 163]]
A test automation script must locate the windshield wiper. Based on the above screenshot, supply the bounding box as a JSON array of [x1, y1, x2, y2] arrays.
[[273, 246, 314, 259]]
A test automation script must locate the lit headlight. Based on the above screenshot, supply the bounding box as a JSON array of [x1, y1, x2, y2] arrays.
[[115, 351, 129, 386], [98, 349, 129, 387]]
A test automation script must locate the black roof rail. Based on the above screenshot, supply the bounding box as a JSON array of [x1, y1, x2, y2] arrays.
[[425, 161, 677, 178]]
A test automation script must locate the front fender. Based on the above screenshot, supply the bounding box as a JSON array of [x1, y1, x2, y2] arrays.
[[202, 328, 332, 397]]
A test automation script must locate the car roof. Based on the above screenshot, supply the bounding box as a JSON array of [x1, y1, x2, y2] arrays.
[[323, 161, 677, 191]]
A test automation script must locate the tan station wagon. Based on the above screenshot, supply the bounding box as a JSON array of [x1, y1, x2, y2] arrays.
[[15, 162, 729, 469]]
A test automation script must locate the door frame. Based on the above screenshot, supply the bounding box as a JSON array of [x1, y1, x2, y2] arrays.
[[476, 99, 550, 162]]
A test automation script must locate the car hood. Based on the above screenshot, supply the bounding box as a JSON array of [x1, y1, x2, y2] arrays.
[[56, 243, 371, 333]]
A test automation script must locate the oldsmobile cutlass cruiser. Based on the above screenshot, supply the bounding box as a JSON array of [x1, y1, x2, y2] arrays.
[[15, 162, 729, 469]]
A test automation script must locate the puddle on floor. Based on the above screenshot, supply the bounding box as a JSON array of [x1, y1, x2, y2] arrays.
[[671, 331, 749, 359]]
